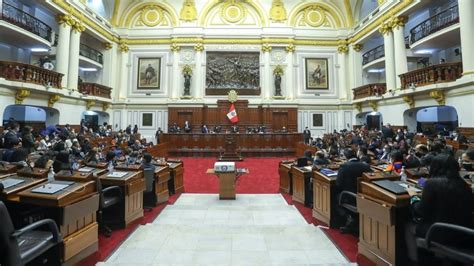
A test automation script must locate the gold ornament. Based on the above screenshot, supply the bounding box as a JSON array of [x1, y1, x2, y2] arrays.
[[369, 101, 378, 111], [102, 103, 110, 111], [170, 43, 181, 52], [379, 22, 392, 35], [194, 43, 204, 52], [220, 0, 247, 24], [182, 64, 193, 75], [180, 0, 197, 22], [261, 43, 272, 52], [86, 100, 95, 110], [48, 94, 61, 107], [140, 5, 164, 27], [354, 103, 362, 113], [119, 39, 129, 53], [391, 16, 408, 29], [103, 42, 113, 50], [352, 44, 363, 52], [228, 90, 238, 103], [429, 90, 445, 105], [403, 95, 415, 108], [72, 21, 86, 33], [285, 43, 296, 53], [269, 0, 287, 22], [15, 89, 30, 104], [56, 14, 74, 26], [273, 65, 284, 76], [337, 45, 349, 54], [303, 5, 326, 28]]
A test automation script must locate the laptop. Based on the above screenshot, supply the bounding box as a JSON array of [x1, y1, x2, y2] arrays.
[[1, 178, 25, 189], [31, 181, 75, 195], [373, 180, 407, 195]]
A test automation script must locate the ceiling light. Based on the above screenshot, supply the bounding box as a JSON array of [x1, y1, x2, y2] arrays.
[[80, 67, 97, 72], [31, 48, 49, 52], [367, 69, 385, 73], [414, 49, 436, 55]]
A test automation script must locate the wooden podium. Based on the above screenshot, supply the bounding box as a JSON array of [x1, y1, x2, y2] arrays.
[[206, 168, 248, 200]]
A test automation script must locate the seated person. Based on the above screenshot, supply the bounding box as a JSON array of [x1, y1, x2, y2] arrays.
[[404, 144, 428, 168], [405, 154, 473, 264], [184, 121, 192, 133], [451, 129, 467, 144], [313, 151, 330, 166], [460, 149, 474, 172], [84, 148, 99, 164], [213, 125, 222, 133], [141, 152, 155, 172], [303, 150, 314, 164], [378, 144, 392, 161], [53, 151, 71, 173], [384, 151, 404, 174], [357, 146, 371, 164], [231, 125, 239, 133], [201, 124, 209, 134], [281, 126, 288, 133]]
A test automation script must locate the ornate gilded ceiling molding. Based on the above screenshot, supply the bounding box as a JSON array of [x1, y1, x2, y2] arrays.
[[121, 2, 178, 28], [48, 94, 61, 107], [199, 0, 267, 27], [429, 90, 445, 105], [369, 101, 378, 111], [403, 95, 415, 108], [352, 43, 363, 52], [86, 100, 96, 110], [15, 89, 30, 105], [269, 0, 287, 22], [288, 2, 346, 28], [180, 0, 197, 22]]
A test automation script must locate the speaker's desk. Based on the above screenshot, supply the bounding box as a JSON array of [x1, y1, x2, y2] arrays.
[[17, 180, 99, 264], [206, 168, 248, 200]]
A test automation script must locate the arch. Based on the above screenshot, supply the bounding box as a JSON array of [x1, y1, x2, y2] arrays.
[[81, 110, 110, 131], [403, 106, 458, 134], [3, 105, 60, 132], [355, 111, 383, 130], [198, 0, 267, 27], [119, 2, 179, 28], [288, 2, 347, 28]]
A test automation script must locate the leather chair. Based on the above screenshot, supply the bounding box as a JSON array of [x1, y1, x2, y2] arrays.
[[338, 191, 358, 235], [96, 177, 122, 237], [143, 167, 156, 211], [0, 201, 62, 266], [416, 222, 474, 264]]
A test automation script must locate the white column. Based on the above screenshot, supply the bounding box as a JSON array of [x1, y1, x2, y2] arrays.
[[459, 0, 474, 75], [349, 44, 363, 92], [67, 21, 84, 91], [55, 14, 72, 88], [117, 42, 129, 99], [263, 45, 271, 99], [380, 23, 396, 90], [193, 43, 204, 99], [102, 42, 117, 87], [285, 45, 294, 99], [171, 44, 180, 99], [337, 45, 348, 101], [392, 16, 408, 88]]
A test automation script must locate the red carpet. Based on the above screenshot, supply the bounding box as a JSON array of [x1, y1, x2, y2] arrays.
[[82, 157, 374, 265]]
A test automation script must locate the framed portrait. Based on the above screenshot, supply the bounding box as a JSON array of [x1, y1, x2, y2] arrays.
[[305, 58, 329, 90], [312, 113, 323, 127], [141, 113, 154, 127], [137, 58, 161, 90]]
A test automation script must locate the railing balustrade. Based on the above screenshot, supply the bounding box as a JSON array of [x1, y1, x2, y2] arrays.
[[0, 60, 63, 88], [352, 83, 387, 100], [362, 44, 385, 65], [79, 82, 111, 99], [0, 1, 52, 42], [399, 62, 463, 90], [410, 5, 459, 45], [79, 44, 103, 65]]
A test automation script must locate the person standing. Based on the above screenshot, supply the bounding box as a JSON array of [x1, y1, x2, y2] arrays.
[[155, 127, 163, 144], [303, 127, 311, 145]]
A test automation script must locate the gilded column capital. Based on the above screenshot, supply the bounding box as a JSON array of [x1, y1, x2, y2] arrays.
[[429, 90, 445, 105], [379, 22, 392, 35], [352, 44, 363, 52], [56, 14, 74, 27], [170, 43, 181, 52], [102, 103, 110, 111], [285, 43, 295, 53], [103, 42, 113, 50], [180, 0, 197, 22], [391, 16, 408, 30], [48, 94, 61, 107], [337, 45, 349, 54], [118, 39, 129, 53], [15, 89, 30, 104], [261, 43, 272, 53], [71, 21, 86, 33], [269, 0, 287, 22], [86, 100, 96, 110], [194, 43, 204, 52]]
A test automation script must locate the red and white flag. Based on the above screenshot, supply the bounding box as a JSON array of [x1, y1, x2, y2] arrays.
[[227, 103, 239, 123]]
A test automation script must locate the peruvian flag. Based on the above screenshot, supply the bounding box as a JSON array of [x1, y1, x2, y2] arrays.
[[227, 103, 239, 123]]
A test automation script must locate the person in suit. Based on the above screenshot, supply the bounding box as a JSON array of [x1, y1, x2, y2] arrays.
[[155, 127, 163, 144], [231, 125, 239, 133], [313, 151, 330, 166], [335, 148, 372, 232], [303, 127, 311, 145], [405, 154, 473, 264], [451, 129, 467, 144], [140, 153, 155, 172], [357, 146, 371, 164], [381, 124, 395, 141], [184, 121, 192, 133], [201, 124, 209, 134]]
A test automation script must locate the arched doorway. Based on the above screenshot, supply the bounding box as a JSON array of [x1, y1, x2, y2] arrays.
[[356, 111, 383, 130], [2, 105, 59, 133], [81, 110, 110, 131], [403, 105, 458, 134]]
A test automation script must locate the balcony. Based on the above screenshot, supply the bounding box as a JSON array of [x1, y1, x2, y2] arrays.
[[352, 83, 387, 100], [0, 1, 52, 43], [80, 44, 103, 65], [79, 82, 111, 99], [0, 60, 63, 88], [399, 62, 462, 90], [409, 5, 459, 45], [362, 45, 384, 66]]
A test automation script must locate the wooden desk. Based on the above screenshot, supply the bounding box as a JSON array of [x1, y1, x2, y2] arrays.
[[357, 181, 410, 266], [17, 167, 48, 178], [0, 163, 18, 174], [291, 166, 313, 206], [168, 161, 184, 194], [99, 171, 145, 227], [279, 161, 293, 194], [86, 161, 108, 169], [0, 174, 46, 201], [405, 167, 429, 179], [312, 170, 337, 227], [361, 172, 400, 183], [55, 170, 94, 182], [153, 166, 170, 204], [115, 163, 143, 171], [18, 181, 99, 264]]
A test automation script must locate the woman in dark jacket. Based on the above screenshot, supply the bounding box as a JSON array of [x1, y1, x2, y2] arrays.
[[53, 151, 71, 173], [21, 126, 36, 153]]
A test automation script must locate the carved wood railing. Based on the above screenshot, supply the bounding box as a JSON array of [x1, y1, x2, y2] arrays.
[[362, 44, 384, 65], [399, 62, 462, 90], [352, 83, 387, 100], [79, 82, 112, 99], [0, 60, 63, 88], [410, 5, 459, 45]]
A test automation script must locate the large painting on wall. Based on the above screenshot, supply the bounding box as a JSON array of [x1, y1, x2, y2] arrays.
[[305, 58, 329, 90], [205, 52, 260, 95], [137, 58, 161, 90]]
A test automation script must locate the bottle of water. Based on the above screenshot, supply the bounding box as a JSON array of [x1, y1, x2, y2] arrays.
[[48, 167, 55, 181], [107, 161, 114, 173], [458, 157, 463, 169], [400, 166, 408, 183]]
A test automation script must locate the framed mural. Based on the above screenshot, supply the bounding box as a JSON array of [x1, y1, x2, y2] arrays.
[[312, 113, 324, 127], [305, 58, 329, 90], [137, 58, 161, 90], [205, 52, 260, 95]]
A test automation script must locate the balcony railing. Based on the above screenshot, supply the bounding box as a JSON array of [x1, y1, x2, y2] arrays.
[[410, 5, 459, 45], [79, 82, 111, 99], [399, 62, 462, 90], [352, 83, 387, 100], [0, 61, 63, 88], [0, 1, 52, 42], [79, 44, 103, 65], [362, 44, 384, 65]]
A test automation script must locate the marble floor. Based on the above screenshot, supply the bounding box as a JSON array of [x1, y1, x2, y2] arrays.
[[98, 194, 352, 266]]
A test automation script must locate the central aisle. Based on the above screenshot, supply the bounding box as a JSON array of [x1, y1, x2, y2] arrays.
[[99, 194, 351, 265]]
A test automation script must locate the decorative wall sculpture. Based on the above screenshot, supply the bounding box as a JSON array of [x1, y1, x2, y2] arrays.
[[206, 52, 260, 95]]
